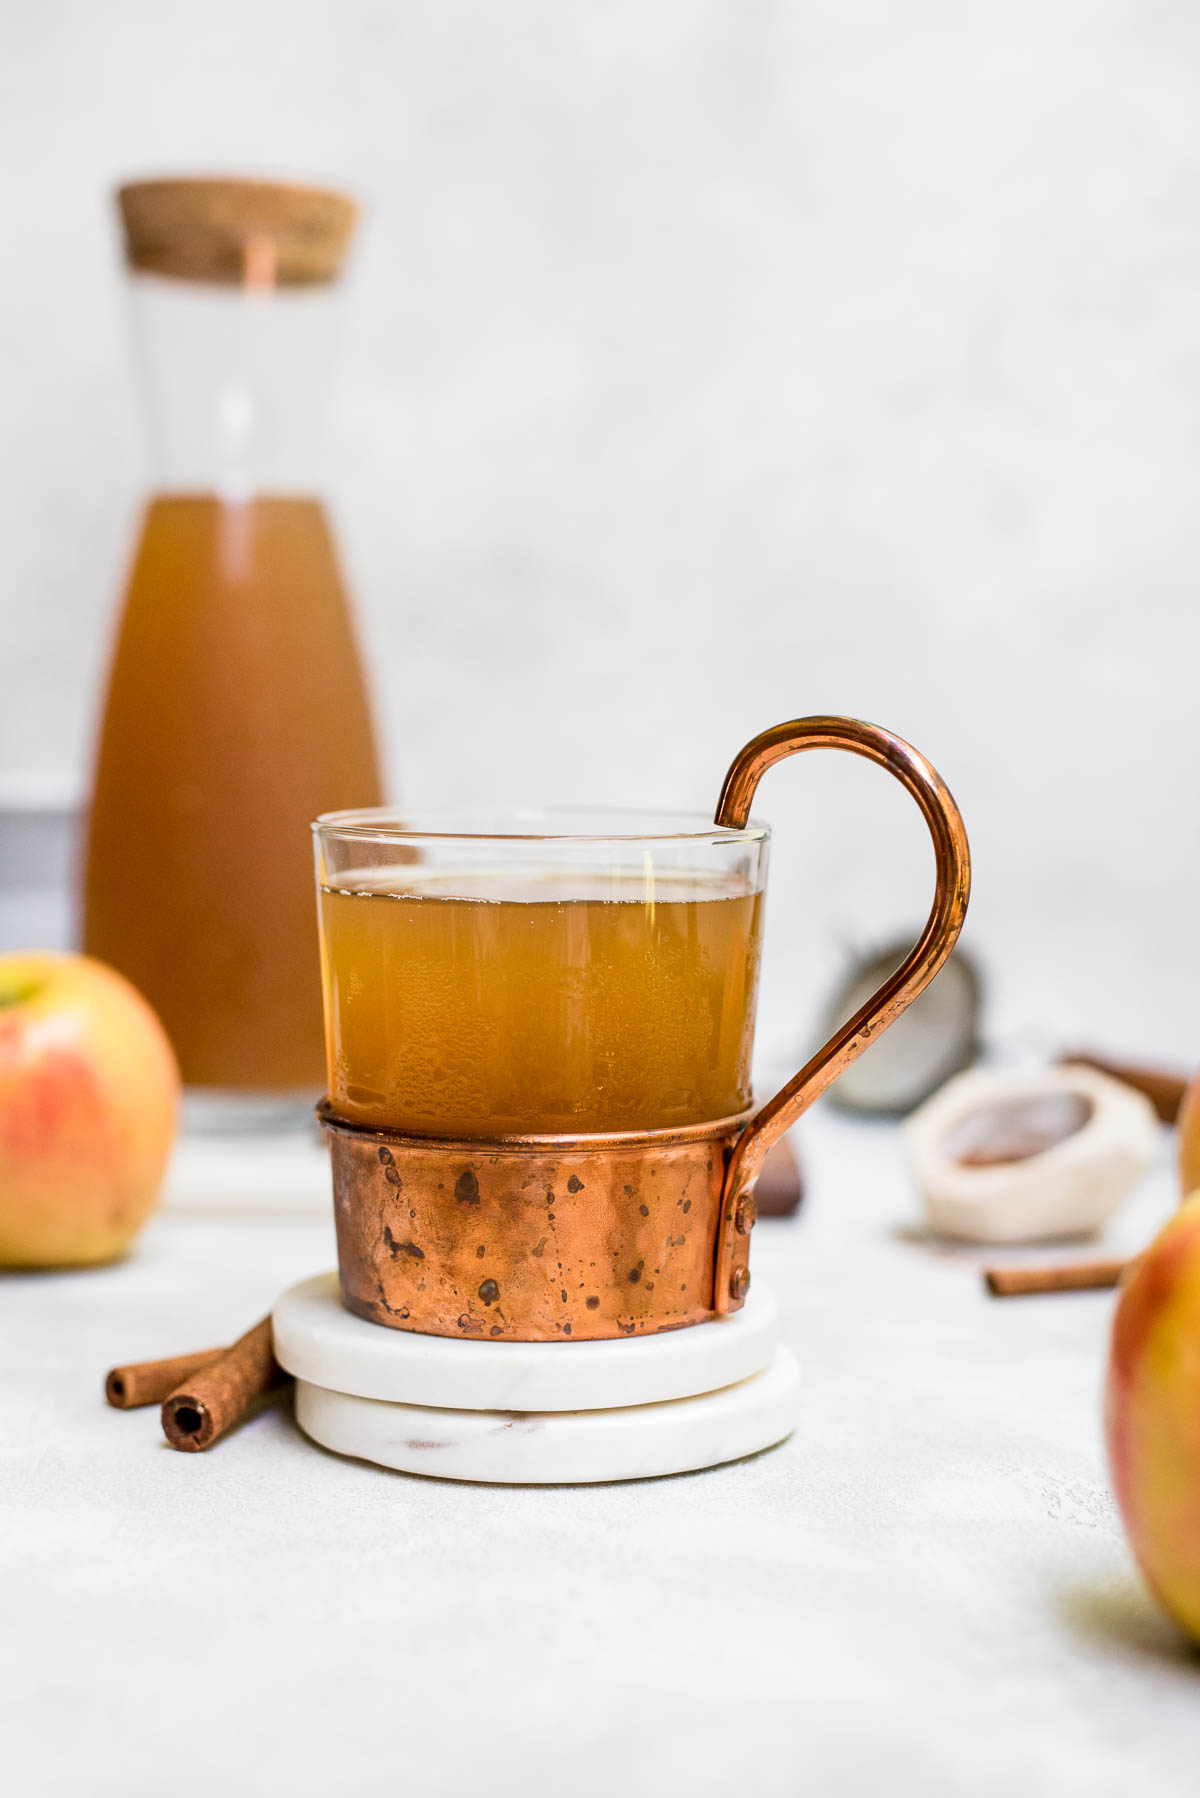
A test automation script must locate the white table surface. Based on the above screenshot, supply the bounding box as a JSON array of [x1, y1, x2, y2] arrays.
[[3, 1106, 1198, 1797]]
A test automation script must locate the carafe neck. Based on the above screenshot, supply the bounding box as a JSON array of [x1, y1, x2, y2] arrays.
[[129, 272, 339, 499]]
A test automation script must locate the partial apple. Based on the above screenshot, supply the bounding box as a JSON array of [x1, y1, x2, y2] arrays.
[[0, 952, 179, 1267], [1105, 1194, 1200, 1642]]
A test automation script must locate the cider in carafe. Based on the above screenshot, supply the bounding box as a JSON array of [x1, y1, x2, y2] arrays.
[[83, 179, 381, 1093], [86, 494, 380, 1089]]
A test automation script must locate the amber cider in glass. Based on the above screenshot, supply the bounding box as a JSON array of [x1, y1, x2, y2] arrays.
[[319, 868, 764, 1136]]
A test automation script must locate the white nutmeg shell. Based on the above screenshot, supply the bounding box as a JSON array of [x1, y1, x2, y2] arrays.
[[905, 1064, 1160, 1244]]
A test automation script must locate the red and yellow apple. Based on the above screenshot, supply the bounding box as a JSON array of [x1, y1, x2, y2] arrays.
[[1106, 1194, 1200, 1641], [0, 952, 179, 1267]]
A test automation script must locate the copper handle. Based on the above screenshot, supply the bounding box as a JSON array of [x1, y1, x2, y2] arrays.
[[711, 716, 971, 1313]]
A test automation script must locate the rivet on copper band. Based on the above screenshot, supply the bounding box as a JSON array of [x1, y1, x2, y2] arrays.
[[735, 1196, 757, 1236]]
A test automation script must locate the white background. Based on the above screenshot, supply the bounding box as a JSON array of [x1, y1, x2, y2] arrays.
[[3, 0, 1198, 1070]]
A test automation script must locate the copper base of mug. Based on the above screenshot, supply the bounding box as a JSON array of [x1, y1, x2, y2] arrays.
[[318, 1101, 756, 1343]]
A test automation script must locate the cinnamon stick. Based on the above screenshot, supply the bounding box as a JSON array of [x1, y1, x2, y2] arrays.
[[1059, 1051, 1188, 1125], [984, 1258, 1128, 1298], [106, 1345, 227, 1409], [161, 1316, 287, 1452]]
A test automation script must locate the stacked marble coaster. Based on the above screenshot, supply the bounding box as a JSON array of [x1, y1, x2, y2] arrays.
[[272, 1272, 800, 1484]]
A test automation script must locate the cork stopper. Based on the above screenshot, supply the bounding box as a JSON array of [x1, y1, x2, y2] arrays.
[[117, 176, 358, 288]]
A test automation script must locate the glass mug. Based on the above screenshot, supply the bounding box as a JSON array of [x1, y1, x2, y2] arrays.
[[314, 717, 970, 1341]]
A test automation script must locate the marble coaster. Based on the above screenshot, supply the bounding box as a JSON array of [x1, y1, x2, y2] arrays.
[[293, 1347, 801, 1484], [273, 1271, 780, 1413]]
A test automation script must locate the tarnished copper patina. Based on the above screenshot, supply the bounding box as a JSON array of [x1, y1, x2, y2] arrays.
[[320, 716, 971, 1341], [323, 1104, 750, 1342]]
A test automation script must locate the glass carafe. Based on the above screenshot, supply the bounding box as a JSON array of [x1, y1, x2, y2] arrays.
[[83, 178, 382, 1099]]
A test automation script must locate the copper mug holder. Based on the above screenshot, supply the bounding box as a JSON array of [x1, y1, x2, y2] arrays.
[[320, 716, 971, 1342]]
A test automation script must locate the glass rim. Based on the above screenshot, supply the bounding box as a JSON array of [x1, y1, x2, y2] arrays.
[[312, 805, 769, 845]]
